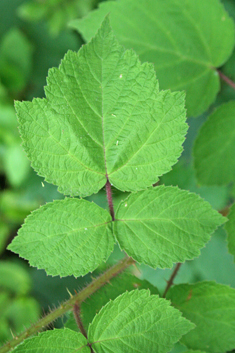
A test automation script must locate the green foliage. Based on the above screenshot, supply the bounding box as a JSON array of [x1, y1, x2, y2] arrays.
[[70, 0, 234, 117], [1, 0, 235, 352], [0, 262, 40, 345], [88, 290, 194, 353], [114, 186, 224, 268], [14, 16, 187, 197], [11, 329, 90, 353], [0, 28, 33, 93], [225, 203, 235, 261], [66, 272, 160, 331], [9, 198, 113, 277], [167, 282, 235, 352], [194, 101, 235, 185], [18, 0, 99, 36]]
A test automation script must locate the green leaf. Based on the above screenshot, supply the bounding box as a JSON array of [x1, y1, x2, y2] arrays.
[[18, 0, 98, 36], [167, 281, 235, 352], [160, 160, 229, 211], [15, 16, 187, 197], [114, 186, 225, 268], [0, 261, 32, 295], [5, 297, 40, 334], [8, 198, 113, 277], [194, 101, 235, 185], [225, 203, 235, 261], [71, 0, 235, 117], [88, 289, 194, 353], [0, 28, 33, 92], [3, 144, 30, 187], [66, 272, 159, 331], [11, 328, 90, 353]]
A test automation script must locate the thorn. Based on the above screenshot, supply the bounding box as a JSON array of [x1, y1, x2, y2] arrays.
[[66, 288, 73, 298], [10, 329, 15, 339]]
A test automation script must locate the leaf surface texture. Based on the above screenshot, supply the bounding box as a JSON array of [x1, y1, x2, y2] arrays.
[[11, 329, 90, 353], [88, 289, 194, 353], [8, 198, 113, 277], [114, 186, 226, 268], [15, 17, 187, 197]]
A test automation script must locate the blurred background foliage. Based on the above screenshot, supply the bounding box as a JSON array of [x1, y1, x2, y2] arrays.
[[0, 0, 235, 349]]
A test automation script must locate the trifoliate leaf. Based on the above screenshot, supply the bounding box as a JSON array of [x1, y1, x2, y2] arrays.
[[194, 101, 235, 186], [114, 186, 226, 268], [225, 203, 235, 262], [167, 282, 235, 352], [8, 198, 113, 277], [71, 0, 235, 117], [15, 16, 187, 197], [11, 329, 90, 353], [88, 290, 194, 353], [66, 273, 159, 331]]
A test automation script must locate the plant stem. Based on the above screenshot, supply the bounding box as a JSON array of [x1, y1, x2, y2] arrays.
[[105, 179, 115, 220], [217, 70, 235, 90], [73, 303, 87, 338], [163, 263, 182, 298], [0, 257, 134, 353]]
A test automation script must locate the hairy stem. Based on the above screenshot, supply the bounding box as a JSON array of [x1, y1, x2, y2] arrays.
[[218, 70, 235, 90], [105, 179, 115, 221], [73, 303, 87, 338], [0, 256, 134, 353], [163, 263, 182, 298]]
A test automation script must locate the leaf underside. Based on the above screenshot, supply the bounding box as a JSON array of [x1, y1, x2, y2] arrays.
[[114, 186, 226, 268], [71, 0, 235, 117], [15, 16, 187, 197]]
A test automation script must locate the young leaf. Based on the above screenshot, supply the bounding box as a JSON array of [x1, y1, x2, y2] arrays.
[[71, 0, 235, 117], [167, 281, 235, 352], [114, 186, 226, 268], [8, 198, 113, 277], [11, 328, 90, 352], [15, 16, 187, 197], [88, 290, 194, 353], [66, 272, 159, 331], [194, 101, 235, 186], [225, 203, 235, 262]]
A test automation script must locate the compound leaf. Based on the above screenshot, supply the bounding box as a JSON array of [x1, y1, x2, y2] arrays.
[[8, 198, 113, 277], [11, 329, 90, 353], [167, 281, 235, 352], [225, 202, 235, 262], [15, 16, 187, 197], [71, 0, 234, 117], [114, 186, 226, 268], [88, 290, 194, 353], [194, 101, 235, 186]]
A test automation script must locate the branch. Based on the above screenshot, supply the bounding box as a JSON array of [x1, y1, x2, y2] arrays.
[[217, 70, 235, 90], [0, 256, 134, 353], [163, 263, 182, 298]]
